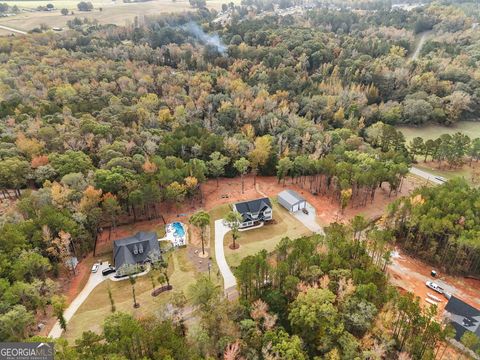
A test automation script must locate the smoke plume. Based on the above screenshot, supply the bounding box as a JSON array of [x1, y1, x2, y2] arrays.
[[183, 21, 227, 55]]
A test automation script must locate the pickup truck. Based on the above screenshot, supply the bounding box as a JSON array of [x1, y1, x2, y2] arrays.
[[426, 281, 444, 294]]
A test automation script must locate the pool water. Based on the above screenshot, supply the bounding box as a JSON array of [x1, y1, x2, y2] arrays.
[[172, 222, 185, 237]]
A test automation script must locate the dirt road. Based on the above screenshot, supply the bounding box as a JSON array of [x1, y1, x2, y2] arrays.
[[0, 24, 27, 35], [411, 30, 432, 60], [388, 249, 480, 314]]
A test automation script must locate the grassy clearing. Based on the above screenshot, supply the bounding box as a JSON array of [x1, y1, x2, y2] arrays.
[[63, 247, 220, 342], [223, 201, 311, 267], [0, 0, 239, 32], [397, 121, 480, 144]]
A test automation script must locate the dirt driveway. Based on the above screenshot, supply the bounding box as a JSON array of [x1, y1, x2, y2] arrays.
[[388, 249, 480, 314]]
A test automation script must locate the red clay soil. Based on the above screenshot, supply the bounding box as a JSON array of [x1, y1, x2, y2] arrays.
[[95, 174, 420, 256], [388, 248, 480, 315]]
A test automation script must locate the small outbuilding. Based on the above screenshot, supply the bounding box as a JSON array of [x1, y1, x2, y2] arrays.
[[277, 190, 307, 212]]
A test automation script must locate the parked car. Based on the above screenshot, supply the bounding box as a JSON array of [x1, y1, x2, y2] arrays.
[[426, 281, 444, 294], [302, 208, 309, 215], [91, 263, 100, 273], [102, 266, 116, 276]]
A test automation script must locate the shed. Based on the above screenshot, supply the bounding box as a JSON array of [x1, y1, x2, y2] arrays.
[[277, 190, 307, 212]]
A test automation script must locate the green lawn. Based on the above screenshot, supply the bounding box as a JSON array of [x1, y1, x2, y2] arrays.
[[223, 201, 312, 267], [397, 121, 480, 144], [63, 247, 220, 342]]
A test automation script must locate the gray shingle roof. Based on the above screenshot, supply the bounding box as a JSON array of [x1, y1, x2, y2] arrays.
[[113, 232, 160, 269], [445, 296, 480, 340]]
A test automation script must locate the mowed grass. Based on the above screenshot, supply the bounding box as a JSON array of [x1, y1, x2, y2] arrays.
[[397, 121, 480, 144], [397, 121, 480, 182], [63, 247, 217, 342], [223, 201, 311, 267], [0, 0, 239, 32]]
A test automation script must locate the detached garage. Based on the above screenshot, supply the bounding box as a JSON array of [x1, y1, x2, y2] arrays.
[[278, 190, 307, 212]]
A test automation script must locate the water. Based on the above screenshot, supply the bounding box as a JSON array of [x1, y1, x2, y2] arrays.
[[172, 222, 185, 237]]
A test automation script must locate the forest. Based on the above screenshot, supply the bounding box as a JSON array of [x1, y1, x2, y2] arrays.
[[28, 225, 456, 359], [0, 0, 479, 355]]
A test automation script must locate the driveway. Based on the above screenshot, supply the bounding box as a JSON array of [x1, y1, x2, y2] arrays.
[[48, 262, 110, 338], [214, 220, 237, 294], [292, 203, 324, 234], [410, 166, 445, 185]]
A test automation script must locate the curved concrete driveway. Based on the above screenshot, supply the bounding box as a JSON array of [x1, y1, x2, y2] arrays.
[[214, 219, 237, 293], [48, 263, 110, 338]]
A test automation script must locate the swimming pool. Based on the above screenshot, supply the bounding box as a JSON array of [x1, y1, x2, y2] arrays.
[[171, 222, 185, 237]]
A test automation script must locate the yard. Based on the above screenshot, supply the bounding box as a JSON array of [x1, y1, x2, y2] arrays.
[[222, 201, 312, 267], [62, 247, 221, 341]]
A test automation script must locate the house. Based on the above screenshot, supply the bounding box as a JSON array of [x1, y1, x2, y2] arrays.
[[233, 197, 273, 229], [278, 189, 307, 212], [113, 232, 161, 270], [444, 295, 480, 341]]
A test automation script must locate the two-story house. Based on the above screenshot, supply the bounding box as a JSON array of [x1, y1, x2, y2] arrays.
[[232, 197, 273, 229]]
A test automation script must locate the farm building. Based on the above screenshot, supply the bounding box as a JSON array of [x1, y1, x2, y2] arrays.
[[233, 197, 273, 229], [278, 190, 307, 212]]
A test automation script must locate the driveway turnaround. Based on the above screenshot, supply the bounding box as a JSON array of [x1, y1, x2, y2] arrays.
[[293, 203, 324, 235], [48, 263, 110, 338], [214, 219, 237, 293]]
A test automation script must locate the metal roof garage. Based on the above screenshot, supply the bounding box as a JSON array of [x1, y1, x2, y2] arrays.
[[278, 190, 307, 212]]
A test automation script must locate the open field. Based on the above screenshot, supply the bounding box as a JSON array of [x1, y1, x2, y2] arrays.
[[397, 121, 480, 144], [0, 0, 234, 32], [62, 247, 220, 341], [223, 201, 311, 267]]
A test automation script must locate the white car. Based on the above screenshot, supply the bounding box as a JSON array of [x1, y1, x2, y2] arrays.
[[426, 281, 444, 294], [91, 263, 100, 273]]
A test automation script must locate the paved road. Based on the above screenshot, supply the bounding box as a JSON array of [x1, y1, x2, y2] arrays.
[[48, 263, 110, 338], [409, 166, 445, 185], [214, 220, 237, 294], [0, 25, 27, 35]]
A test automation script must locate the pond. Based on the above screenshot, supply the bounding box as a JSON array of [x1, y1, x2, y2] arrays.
[[397, 121, 480, 143]]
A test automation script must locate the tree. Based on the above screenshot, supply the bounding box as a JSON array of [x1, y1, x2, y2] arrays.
[[129, 275, 139, 308], [188, 276, 220, 311], [0, 157, 31, 196], [0, 305, 34, 341], [189, 210, 210, 256], [249, 136, 272, 185], [276, 157, 293, 186], [234, 157, 250, 194], [52, 295, 68, 331], [12, 250, 51, 282], [207, 151, 229, 187], [461, 331, 480, 351], [77, 1, 93, 11], [49, 150, 93, 178], [107, 285, 115, 313], [288, 287, 338, 354], [61, 7, 69, 15], [224, 210, 243, 250]]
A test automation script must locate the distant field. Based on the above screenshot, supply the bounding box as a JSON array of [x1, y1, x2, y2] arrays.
[[397, 121, 480, 144], [0, 0, 233, 32]]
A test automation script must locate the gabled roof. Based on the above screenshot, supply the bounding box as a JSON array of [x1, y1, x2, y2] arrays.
[[234, 197, 272, 215], [113, 232, 160, 269], [445, 296, 480, 339], [278, 189, 305, 206]]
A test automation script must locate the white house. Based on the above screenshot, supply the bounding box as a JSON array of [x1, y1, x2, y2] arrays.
[[232, 197, 273, 229]]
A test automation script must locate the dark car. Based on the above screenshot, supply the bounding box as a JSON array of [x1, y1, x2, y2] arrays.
[[302, 208, 309, 215], [102, 266, 116, 276]]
